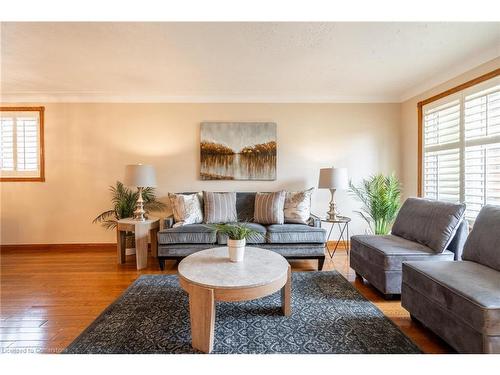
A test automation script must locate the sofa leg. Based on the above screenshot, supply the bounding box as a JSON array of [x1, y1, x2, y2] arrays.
[[158, 258, 165, 271], [410, 314, 419, 323], [355, 272, 363, 280], [384, 293, 398, 300], [318, 257, 325, 271]]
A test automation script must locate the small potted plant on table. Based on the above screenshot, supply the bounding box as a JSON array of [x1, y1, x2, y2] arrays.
[[212, 223, 259, 262]]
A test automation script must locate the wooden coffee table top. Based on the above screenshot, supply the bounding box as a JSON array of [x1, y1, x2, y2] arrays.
[[178, 247, 289, 290]]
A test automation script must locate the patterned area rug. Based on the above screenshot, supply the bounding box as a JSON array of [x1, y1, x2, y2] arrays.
[[63, 272, 421, 354]]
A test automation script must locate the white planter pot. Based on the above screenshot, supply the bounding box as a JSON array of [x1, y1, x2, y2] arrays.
[[227, 238, 246, 262]]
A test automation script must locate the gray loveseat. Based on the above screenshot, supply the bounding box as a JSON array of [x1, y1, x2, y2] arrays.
[[157, 192, 326, 270], [350, 198, 468, 298], [402, 204, 500, 353]]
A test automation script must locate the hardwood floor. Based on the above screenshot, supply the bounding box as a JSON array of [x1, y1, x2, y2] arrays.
[[0, 245, 452, 354]]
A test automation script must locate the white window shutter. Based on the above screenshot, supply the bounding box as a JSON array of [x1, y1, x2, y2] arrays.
[[16, 117, 39, 171], [0, 117, 15, 171], [463, 84, 500, 220], [422, 79, 500, 222], [423, 100, 461, 203], [0, 110, 42, 179]]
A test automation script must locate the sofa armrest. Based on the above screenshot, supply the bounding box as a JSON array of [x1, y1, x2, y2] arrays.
[[308, 214, 322, 228], [163, 215, 175, 229], [446, 219, 469, 260]]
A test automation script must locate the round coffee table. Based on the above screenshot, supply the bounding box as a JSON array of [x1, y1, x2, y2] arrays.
[[178, 246, 291, 353]]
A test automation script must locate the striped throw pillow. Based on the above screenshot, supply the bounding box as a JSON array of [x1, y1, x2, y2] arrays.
[[254, 191, 286, 225], [203, 191, 238, 224]]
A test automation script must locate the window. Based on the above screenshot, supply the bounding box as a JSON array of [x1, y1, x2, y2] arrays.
[[419, 71, 500, 221], [0, 107, 45, 181]]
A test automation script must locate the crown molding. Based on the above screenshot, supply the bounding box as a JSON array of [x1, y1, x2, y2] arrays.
[[3, 48, 497, 105], [0, 92, 399, 104], [399, 46, 500, 102]]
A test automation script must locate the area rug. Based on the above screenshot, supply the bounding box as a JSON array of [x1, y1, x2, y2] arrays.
[[63, 272, 421, 354]]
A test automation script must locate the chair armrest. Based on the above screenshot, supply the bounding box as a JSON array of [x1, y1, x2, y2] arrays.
[[163, 215, 175, 229], [308, 214, 322, 228], [446, 219, 469, 260]]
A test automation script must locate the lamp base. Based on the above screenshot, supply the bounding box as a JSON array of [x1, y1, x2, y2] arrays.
[[133, 187, 147, 221], [326, 212, 341, 221], [326, 188, 341, 221]]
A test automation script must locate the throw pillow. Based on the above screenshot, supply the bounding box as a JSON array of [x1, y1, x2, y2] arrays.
[[254, 191, 286, 225], [203, 191, 238, 224], [284, 188, 314, 224], [168, 193, 203, 227]]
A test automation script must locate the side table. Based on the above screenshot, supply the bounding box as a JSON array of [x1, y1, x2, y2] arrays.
[[320, 216, 351, 258], [116, 218, 159, 270]]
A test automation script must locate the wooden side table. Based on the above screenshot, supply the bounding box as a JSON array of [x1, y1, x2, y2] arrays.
[[116, 218, 159, 270]]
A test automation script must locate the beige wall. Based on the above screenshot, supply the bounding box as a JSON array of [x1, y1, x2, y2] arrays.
[[400, 57, 500, 199], [0, 103, 401, 245]]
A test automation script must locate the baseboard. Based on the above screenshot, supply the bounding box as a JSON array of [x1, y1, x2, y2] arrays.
[[0, 243, 117, 251]]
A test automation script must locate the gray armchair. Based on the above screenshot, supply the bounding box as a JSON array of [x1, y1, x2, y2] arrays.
[[350, 198, 468, 298], [402, 204, 500, 353]]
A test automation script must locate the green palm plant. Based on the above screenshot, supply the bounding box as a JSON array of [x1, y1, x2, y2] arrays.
[[349, 173, 402, 235], [93, 181, 166, 230]]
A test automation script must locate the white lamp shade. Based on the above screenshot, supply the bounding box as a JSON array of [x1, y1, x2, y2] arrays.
[[318, 167, 348, 189], [124, 164, 157, 188]]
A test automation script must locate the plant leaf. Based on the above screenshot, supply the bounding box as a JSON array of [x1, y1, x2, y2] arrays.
[[348, 173, 401, 235]]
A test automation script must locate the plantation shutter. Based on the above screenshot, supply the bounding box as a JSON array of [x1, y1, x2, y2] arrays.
[[0, 110, 41, 178], [15, 116, 39, 171], [422, 76, 500, 221], [0, 117, 15, 170], [422, 99, 461, 203], [463, 84, 500, 220]]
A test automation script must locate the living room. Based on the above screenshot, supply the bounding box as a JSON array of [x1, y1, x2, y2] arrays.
[[1, 0, 499, 372]]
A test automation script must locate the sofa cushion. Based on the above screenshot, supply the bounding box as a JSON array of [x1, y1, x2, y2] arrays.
[[203, 191, 238, 224], [254, 191, 286, 225], [158, 224, 216, 244], [217, 223, 266, 245], [391, 197, 466, 253], [351, 234, 454, 271], [403, 261, 500, 335], [462, 205, 500, 272], [236, 192, 256, 221], [266, 224, 325, 244]]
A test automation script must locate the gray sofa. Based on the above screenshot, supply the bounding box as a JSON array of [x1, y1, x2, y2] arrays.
[[157, 192, 326, 270], [350, 198, 468, 298], [402, 204, 500, 353]]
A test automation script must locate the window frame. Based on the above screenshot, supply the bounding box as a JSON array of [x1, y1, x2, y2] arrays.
[[0, 106, 45, 182], [417, 69, 500, 197]]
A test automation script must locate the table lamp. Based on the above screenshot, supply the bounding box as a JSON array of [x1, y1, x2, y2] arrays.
[[124, 164, 157, 221], [318, 167, 348, 221]]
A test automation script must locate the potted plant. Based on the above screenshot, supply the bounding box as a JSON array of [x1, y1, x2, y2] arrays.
[[93, 181, 166, 248], [211, 223, 259, 262], [349, 173, 402, 235]]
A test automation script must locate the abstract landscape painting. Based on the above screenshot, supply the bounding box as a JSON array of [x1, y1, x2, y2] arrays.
[[200, 122, 277, 180]]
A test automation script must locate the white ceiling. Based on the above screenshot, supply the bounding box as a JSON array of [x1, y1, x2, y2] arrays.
[[1, 22, 499, 103]]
